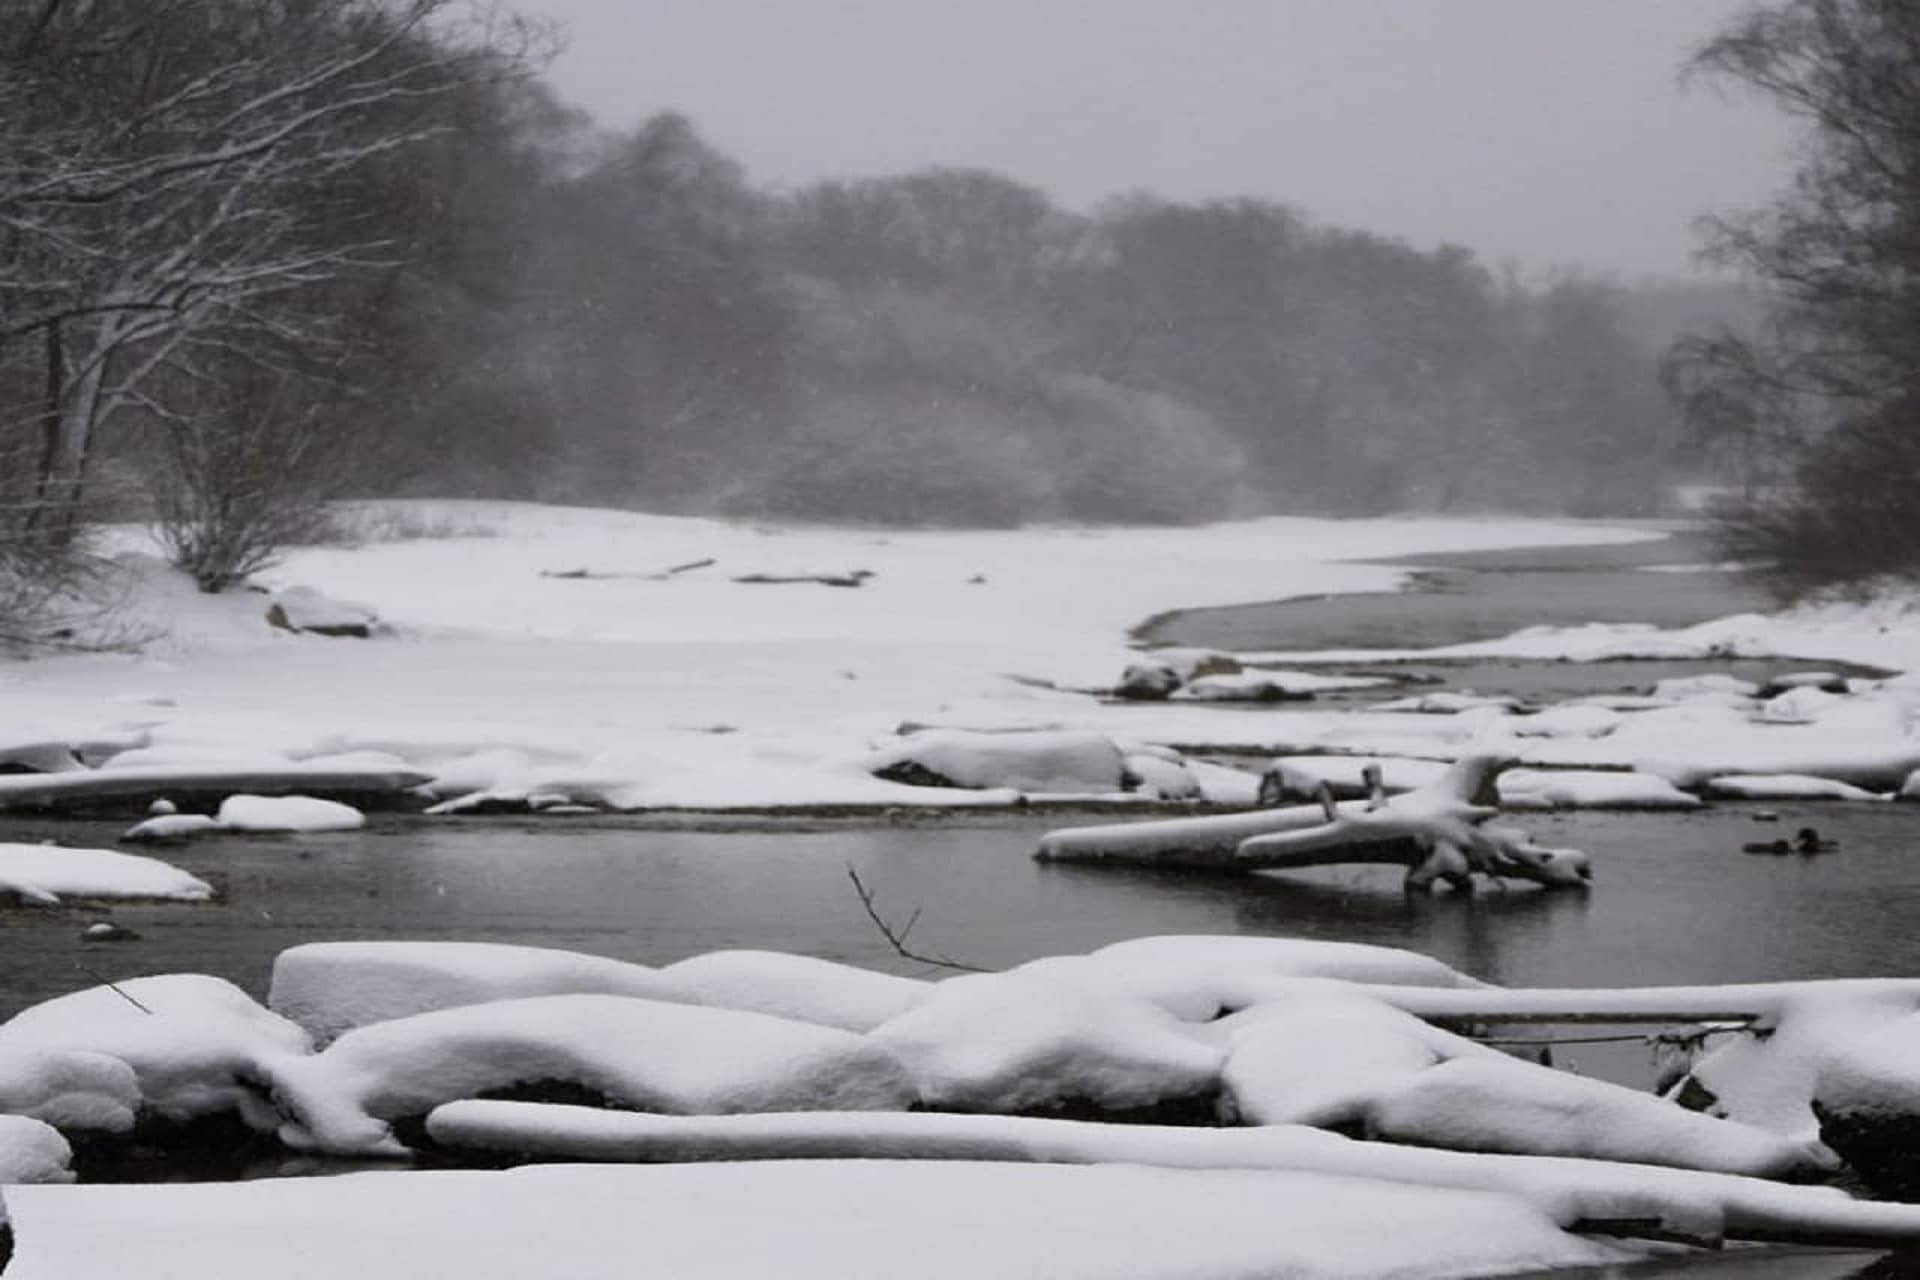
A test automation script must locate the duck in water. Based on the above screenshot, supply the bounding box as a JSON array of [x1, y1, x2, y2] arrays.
[[1743, 826, 1839, 855]]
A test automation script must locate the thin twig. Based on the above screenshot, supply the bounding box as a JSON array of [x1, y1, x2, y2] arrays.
[[75, 963, 154, 1014], [845, 865, 989, 973]]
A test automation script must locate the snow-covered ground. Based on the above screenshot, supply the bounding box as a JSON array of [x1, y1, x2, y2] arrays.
[[2, 501, 1916, 813]]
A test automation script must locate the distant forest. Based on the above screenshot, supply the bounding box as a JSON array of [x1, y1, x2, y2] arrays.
[[1, 1, 1758, 542]]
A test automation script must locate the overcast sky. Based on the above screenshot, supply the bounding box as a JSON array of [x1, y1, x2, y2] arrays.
[[513, 0, 1798, 280]]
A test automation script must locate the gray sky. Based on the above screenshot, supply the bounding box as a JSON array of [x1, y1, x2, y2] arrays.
[[516, 0, 1798, 280]]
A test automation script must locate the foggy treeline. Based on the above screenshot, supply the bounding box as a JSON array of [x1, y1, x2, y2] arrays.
[[2, 0, 1755, 553]]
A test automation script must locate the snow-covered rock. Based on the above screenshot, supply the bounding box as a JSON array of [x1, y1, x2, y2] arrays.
[[0, 741, 85, 774], [1754, 685, 1847, 724], [868, 970, 1222, 1115], [1113, 658, 1182, 700], [216, 794, 365, 832], [0, 975, 311, 1133], [1119, 748, 1204, 801], [268, 941, 699, 1044], [266, 585, 378, 637], [1374, 691, 1521, 714], [1498, 769, 1703, 811], [866, 729, 1128, 795], [1812, 1013, 1920, 1199], [1506, 704, 1625, 739], [659, 950, 926, 1032], [271, 994, 917, 1155], [0, 1116, 74, 1187], [0, 1048, 143, 1136], [1759, 672, 1851, 697], [0, 842, 213, 905]]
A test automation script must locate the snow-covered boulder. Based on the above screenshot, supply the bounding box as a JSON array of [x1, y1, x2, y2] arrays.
[[1507, 704, 1625, 739], [1812, 1013, 1920, 1200], [1498, 769, 1703, 811], [1759, 671, 1851, 698], [216, 794, 364, 833], [659, 951, 926, 1032], [0, 1048, 143, 1136], [1119, 748, 1204, 801], [0, 842, 213, 905], [868, 971, 1222, 1116], [1703, 774, 1886, 802], [0, 975, 311, 1133], [1900, 768, 1920, 802], [270, 994, 917, 1155], [1114, 659, 1182, 700], [1755, 685, 1847, 724], [269, 941, 699, 1044], [265, 585, 378, 638], [867, 729, 1128, 795], [0, 1116, 74, 1186]]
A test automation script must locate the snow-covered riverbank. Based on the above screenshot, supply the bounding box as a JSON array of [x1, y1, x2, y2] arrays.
[[6, 501, 1914, 815]]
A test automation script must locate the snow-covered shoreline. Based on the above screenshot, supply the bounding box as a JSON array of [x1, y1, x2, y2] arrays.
[[2, 501, 1915, 813]]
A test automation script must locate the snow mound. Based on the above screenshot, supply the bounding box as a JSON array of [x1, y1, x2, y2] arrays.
[[1220, 988, 1447, 1126], [870, 970, 1222, 1114], [0, 842, 213, 905], [217, 794, 365, 832], [865, 728, 1130, 795], [0, 1116, 74, 1187], [268, 941, 699, 1044], [1815, 1013, 1920, 1119], [0, 975, 311, 1132], [0, 1048, 142, 1136], [1064, 935, 1484, 1021], [266, 585, 378, 637], [270, 994, 918, 1155], [659, 950, 928, 1032]]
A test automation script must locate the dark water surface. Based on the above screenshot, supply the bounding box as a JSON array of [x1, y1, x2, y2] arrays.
[[1136, 529, 1774, 653], [7, 803, 1916, 1025]]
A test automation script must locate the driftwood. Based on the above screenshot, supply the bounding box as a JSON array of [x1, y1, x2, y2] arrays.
[[541, 558, 716, 581], [732, 570, 873, 588], [1037, 755, 1589, 891]]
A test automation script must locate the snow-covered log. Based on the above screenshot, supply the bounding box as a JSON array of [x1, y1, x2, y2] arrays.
[[423, 1103, 1920, 1249], [1038, 755, 1589, 890], [0, 764, 432, 812]]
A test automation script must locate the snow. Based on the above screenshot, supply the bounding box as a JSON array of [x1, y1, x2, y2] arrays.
[[0, 841, 213, 904], [1814, 1012, 1920, 1120], [267, 941, 699, 1043], [0, 1159, 1636, 1280], [867, 969, 1223, 1114], [0, 504, 1686, 813], [1703, 773, 1887, 802], [863, 728, 1130, 794], [658, 950, 929, 1032], [1497, 769, 1704, 811], [215, 794, 366, 832], [270, 994, 918, 1155], [0, 1116, 73, 1189], [0, 975, 310, 1132]]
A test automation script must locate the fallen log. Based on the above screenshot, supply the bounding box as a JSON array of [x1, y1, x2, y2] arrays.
[[426, 1102, 1920, 1250], [1037, 755, 1589, 890]]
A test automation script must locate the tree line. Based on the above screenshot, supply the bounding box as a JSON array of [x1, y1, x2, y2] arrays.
[[3, 0, 1798, 624]]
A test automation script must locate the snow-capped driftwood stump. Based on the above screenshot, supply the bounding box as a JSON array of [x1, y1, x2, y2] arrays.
[[1036, 755, 1589, 891]]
